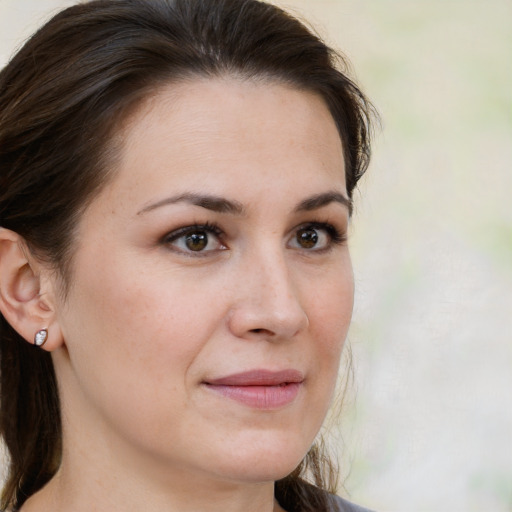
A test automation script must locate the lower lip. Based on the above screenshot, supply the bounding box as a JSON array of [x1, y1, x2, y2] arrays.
[[205, 382, 301, 409]]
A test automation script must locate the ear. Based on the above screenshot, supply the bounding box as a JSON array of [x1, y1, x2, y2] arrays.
[[0, 228, 64, 351]]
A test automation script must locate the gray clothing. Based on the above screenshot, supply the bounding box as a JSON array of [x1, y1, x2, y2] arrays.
[[331, 494, 375, 512]]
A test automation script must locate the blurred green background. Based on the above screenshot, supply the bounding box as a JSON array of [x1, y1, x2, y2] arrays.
[[1, 1, 511, 510]]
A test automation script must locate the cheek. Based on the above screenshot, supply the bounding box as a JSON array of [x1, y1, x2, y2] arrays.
[[308, 260, 354, 346], [58, 257, 217, 416], [306, 261, 354, 394]]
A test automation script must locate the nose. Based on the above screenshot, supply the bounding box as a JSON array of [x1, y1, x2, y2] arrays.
[[227, 248, 309, 341]]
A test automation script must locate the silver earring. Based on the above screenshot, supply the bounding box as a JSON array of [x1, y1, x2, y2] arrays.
[[34, 328, 48, 347]]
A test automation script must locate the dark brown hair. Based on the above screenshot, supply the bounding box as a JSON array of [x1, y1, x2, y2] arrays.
[[0, 0, 375, 510]]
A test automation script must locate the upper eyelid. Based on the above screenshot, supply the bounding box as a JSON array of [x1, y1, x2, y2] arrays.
[[162, 223, 223, 241], [290, 220, 345, 237]]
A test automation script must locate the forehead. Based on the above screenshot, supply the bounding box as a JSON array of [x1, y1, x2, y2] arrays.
[[100, 77, 347, 211]]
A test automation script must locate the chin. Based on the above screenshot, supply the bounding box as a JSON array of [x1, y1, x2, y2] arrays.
[[210, 432, 313, 484]]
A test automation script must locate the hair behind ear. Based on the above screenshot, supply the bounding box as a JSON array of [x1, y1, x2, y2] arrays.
[[0, 316, 61, 511]]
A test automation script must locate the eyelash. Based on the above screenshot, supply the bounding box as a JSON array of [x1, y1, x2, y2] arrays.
[[161, 221, 224, 247], [161, 221, 346, 255], [301, 222, 347, 247]]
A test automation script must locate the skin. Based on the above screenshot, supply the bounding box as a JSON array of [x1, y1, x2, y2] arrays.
[[15, 78, 354, 512]]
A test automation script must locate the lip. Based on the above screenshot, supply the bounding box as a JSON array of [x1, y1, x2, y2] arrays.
[[203, 369, 304, 410]]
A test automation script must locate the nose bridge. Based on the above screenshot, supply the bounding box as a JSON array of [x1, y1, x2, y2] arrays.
[[261, 247, 297, 306], [228, 240, 308, 340]]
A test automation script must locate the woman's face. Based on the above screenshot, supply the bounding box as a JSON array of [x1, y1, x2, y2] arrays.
[[52, 78, 354, 485]]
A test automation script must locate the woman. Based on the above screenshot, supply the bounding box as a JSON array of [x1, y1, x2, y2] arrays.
[[0, 1, 375, 511]]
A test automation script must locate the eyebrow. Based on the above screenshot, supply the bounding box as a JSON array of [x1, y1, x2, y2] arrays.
[[294, 191, 352, 216], [137, 193, 246, 216], [137, 190, 352, 217]]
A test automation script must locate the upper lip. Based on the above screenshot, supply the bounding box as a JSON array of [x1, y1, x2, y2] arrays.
[[205, 369, 304, 386]]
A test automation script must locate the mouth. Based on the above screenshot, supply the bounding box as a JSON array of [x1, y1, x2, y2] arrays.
[[203, 369, 304, 410]]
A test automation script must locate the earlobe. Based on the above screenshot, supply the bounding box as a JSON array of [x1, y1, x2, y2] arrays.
[[0, 228, 64, 350]]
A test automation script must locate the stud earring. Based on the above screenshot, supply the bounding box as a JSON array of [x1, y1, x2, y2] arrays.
[[34, 328, 48, 347]]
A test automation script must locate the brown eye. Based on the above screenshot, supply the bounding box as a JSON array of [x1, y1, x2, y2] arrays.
[[163, 223, 225, 255], [185, 231, 208, 251], [289, 222, 343, 252], [296, 227, 319, 249]]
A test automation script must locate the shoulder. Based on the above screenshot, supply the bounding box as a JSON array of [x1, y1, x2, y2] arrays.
[[328, 494, 376, 512]]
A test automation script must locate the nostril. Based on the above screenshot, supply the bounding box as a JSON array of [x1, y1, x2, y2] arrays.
[[249, 328, 273, 335]]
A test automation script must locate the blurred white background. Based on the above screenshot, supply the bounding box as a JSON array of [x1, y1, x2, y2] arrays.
[[1, 1, 511, 511]]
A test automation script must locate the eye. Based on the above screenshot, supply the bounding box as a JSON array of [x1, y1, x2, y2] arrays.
[[289, 222, 345, 251], [296, 227, 321, 249], [163, 223, 225, 254]]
